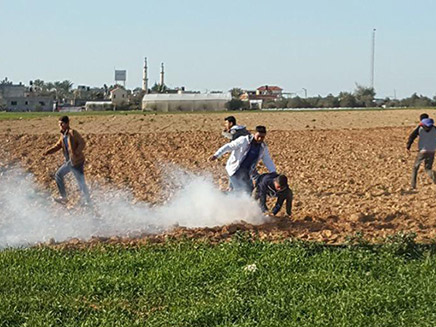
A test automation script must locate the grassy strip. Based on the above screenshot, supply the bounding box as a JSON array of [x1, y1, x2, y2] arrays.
[[1, 236, 436, 326]]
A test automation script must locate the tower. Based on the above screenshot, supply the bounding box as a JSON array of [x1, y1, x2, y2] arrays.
[[142, 57, 148, 93], [370, 28, 376, 90], [160, 62, 165, 86]]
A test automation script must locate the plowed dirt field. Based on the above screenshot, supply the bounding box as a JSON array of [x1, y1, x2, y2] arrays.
[[2, 109, 436, 244]]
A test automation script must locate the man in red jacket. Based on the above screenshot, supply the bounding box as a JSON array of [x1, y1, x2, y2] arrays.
[[43, 116, 91, 205]]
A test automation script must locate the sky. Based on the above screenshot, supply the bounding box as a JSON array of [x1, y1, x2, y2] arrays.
[[1, 0, 436, 99]]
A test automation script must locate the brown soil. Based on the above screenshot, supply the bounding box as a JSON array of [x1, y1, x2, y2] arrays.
[[2, 109, 436, 245]]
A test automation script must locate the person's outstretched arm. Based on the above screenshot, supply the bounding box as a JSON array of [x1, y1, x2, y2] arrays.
[[258, 182, 269, 213], [210, 136, 247, 160], [406, 126, 420, 150], [272, 189, 293, 216], [44, 137, 62, 155], [261, 145, 276, 172]]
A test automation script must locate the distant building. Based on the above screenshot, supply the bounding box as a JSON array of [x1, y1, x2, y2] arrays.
[[240, 85, 283, 109], [142, 93, 231, 112], [110, 87, 128, 106], [85, 101, 112, 111], [0, 84, 26, 97], [1, 96, 54, 112], [256, 85, 283, 101], [0, 83, 54, 111]]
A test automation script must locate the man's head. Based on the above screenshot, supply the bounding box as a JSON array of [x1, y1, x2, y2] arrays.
[[224, 116, 237, 131], [274, 174, 288, 191], [421, 118, 434, 131], [59, 116, 70, 132], [253, 125, 267, 143], [420, 113, 429, 121]]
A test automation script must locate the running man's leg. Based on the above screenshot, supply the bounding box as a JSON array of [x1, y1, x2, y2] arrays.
[[55, 162, 71, 198], [71, 163, 91, 203], [423, 152, 436, 183], [230, 168, 252, 194], [411, 153, 425, 189]]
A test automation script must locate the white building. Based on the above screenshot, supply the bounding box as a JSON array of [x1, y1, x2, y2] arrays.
[[142, 93, 231, 112], [85, 101, 112, 111]]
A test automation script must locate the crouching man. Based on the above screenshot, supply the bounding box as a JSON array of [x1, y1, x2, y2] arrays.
[[253, 172, 293, 216]]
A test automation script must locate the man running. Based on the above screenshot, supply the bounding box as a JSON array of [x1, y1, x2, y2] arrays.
[[407, 113, 429, 149], [222, 116, 250, 141], [209, 125, 276, 194], [43, 116, 91, 205], [407, 117, 436, 189]]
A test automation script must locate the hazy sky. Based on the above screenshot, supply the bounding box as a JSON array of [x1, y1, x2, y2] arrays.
[[1, 0, 435, 98]]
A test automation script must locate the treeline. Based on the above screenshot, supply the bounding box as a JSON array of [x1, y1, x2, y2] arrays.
[[228, 85, 436, 110]]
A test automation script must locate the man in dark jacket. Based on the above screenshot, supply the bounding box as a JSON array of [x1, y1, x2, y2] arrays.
[[222, 116, 250, 141], [406, 113, 429, 150], [253, 172, 293, 216], [407, 117, 436, 189]]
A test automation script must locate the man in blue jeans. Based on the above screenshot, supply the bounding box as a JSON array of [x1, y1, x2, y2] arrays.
[[43, 116, 91, 205], [209, 125, 276, 194]]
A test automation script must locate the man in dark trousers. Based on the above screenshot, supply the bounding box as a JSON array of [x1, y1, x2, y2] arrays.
[[43, 116, 91, 205], [253, 172, 293, 216], [407, 117, 436, 189], [222, 116, 250, 141]]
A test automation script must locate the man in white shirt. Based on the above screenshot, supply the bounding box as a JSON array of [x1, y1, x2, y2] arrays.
[[209, 125, 276, 194]]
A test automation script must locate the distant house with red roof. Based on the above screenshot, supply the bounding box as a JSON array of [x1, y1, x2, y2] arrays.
[[239, 85, 283, 109], [256, 85, 283, 97]]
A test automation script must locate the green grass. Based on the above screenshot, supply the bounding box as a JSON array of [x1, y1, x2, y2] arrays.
[[2, 236, 436, 326]]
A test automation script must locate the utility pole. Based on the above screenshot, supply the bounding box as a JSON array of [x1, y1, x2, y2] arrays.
[[371, 28, 376, 90]]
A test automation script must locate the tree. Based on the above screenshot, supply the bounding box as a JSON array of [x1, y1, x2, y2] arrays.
[[230, 87, 244, 99], [287, 96, 309, 108], [318, 94, 339, 108], [53, 80, 73, 100], [0, 77, 12, 85], [354, 84, 375, 107], [226, 99, 244, 110], [151, 82, 167, 93], [130, 89, 146, 110], [400, 93, 435, 107], [338, 92, 358, 107], [306, 96, 321, 108]]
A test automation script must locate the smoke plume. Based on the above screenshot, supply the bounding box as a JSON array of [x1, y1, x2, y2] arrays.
[[0, 167, 265, 248]]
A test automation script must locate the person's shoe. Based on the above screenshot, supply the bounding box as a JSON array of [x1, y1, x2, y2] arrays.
[[53, 197, 68, 205], [80, 198, 93, 208]]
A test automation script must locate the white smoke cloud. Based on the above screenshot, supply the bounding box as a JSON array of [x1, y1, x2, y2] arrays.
[[0, 167, 265, 248]]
